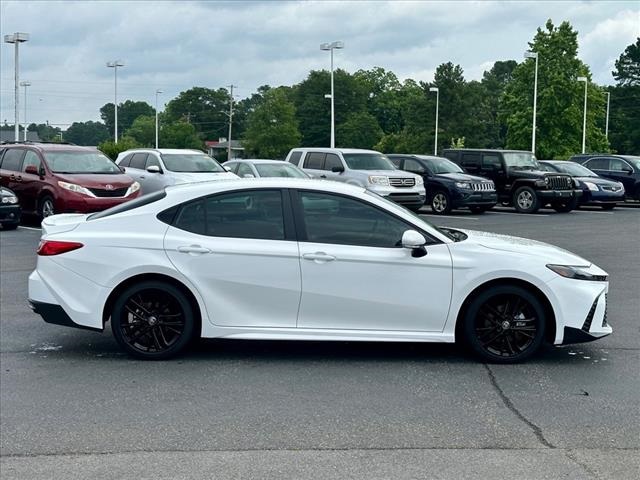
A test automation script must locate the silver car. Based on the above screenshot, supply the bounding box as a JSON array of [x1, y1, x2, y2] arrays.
[[285, 148, 426, 211], [115, 149, 238, 194], [224, 159, 310, 179]]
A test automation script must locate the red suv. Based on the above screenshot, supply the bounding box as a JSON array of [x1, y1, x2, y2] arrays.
[[0, 142, 141, 219]]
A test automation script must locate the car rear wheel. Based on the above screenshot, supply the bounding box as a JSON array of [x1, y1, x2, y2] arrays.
[[431, 191, 452, 214], [111, 281, 195, 360], [1, 222, 19, 230], [513, 187, 540, 214], [601, 203, 616, 210], [38, 195, 55, 219], [552, 197, 578, 213], [462, 285, 546, 363]]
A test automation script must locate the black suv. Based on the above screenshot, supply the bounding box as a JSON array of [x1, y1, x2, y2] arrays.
[[570, 154, 640, 200], [442, 149, 581, 213], [388, 154, 497, 214]]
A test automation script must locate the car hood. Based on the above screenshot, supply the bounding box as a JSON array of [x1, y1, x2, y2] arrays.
[[54, 173, 135, 188], [458, 229, 591, 265], [170, 171, 238, 184], [574, 176, 621, 186], [436, 172, 491, 182]]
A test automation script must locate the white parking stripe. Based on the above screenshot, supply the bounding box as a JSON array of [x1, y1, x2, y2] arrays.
[[17, 226, 42, 231], [571, 210, 614, 215], [487, 211, 550, 217], [420, 215, 479, 220]]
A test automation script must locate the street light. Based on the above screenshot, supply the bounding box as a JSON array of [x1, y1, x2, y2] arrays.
[[429, 87, 439, 155], [106, 60, 124, 143], [605, 91, 610, 140], [4, 32, 29, 142], [155, 89, 163, 149], [320, 41, 344, 148], [577, 76, 588, 154], [523, 50, 539, 155], [20, 81, 31, 141]]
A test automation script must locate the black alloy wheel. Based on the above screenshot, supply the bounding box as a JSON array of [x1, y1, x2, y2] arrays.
[[111, 281, 195, 360], [513, 186, 540, 214], [431, 191, 452, 214], [463, 286, 546, 363]]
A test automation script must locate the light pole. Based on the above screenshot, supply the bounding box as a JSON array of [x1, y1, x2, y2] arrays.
[[20, 81, 31, 141], [523, 51, 539, 155], [429, 87, 439, 155], [4, 32, 29, 142], [106, 60, 124, 143], [577, 76, 588, 154], [155, 89, 163, 148], [320, 41, 344, 148], [605, 91, 610, 140]]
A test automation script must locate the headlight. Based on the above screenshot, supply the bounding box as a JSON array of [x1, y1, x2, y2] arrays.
[[583, 181, 599, 192], [126, 181, 141, 196], [415, 176, 424, 186], [546, 264, 608, 281], [455, 182, 471, 189], [57, 181, 95, 197], [1, 195, 18, 204], [368, 175, 389, 186]]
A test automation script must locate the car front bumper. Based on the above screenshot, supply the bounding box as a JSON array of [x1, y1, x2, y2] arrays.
[[57, 191, 140, 213], [537, 189, 583, 200], [0, 205, 21, 225], [451, 191, 498, 208], [580, 189, 625, 205]]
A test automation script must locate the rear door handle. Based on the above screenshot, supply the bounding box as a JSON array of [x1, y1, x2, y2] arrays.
[[139, 175, 146, 179], [177, 245, 211, 255], [9, 174, 21, 182], [302, 252, 336, 263]]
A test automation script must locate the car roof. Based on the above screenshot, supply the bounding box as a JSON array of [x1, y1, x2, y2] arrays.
[[227, 159, 284, 164], [442, 148, 531, 153], [388, 154, 449, 161], [290, 147, 381, 154], [1, 142, 97, 152], [121, 148, 205, 155]]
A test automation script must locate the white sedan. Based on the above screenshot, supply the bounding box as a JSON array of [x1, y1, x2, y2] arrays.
[[28, 179, 612, 362]]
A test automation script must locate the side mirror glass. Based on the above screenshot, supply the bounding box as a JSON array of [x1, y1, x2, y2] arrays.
[[25, 165, 38, 175], [146, 165, 162, 174], [401, 230, 427, 258], [331, 165, 345, 173]]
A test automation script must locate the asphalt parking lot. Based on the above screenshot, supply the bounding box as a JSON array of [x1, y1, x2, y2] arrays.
[[1, 206, 639, 479]]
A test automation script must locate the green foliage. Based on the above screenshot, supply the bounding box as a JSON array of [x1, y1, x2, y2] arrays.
[[450, 137, 465, 148], [243, 88, 301, 159], [125, 115, 156, 147], [502, 20, 609, 159], [336, 111, 383, 149], [64, 121, 110, 146], [161, 121, 203, 150], [98, 136, 140, 160], [608, 84, 640, 154], [612, 38, 640, 86], [163, 87, 230, 141], [100, 101, 155, 137]]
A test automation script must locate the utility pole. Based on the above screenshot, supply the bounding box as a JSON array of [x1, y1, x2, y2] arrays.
[[227, 84, 236, 161], [4, 33, 29, 141], [20, 81, 31, 141]]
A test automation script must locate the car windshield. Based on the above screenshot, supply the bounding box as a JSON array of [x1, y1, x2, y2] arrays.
[[503, 152, 540, 170], [161, 153, 225, 173], [343, 153, 396, 170], [45, 151, 121, 174], [551, 162, 597, 177], [255, 163, 309, 178], [425, 158, 463, 174]]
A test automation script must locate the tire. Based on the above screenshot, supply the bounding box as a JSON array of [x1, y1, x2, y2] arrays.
[[601, 203, 616, 210], [430, 191, 452, 214], [111, 281, 196, 360], [38, 195, 55, 220], [552, 196, 578, 213], [513, 186, 540, 214], [1, 222, 19, 230], [462, 285, 546, 363]]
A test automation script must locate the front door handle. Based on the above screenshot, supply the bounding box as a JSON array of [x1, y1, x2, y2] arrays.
[[302, 252, 336, 263], [139, 175, 146, 179], [177, 245, 211, 255], [319, 175, 327, 179]]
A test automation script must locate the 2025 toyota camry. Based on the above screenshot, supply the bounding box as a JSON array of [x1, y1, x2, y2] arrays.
[[28, 178, 611, 363]]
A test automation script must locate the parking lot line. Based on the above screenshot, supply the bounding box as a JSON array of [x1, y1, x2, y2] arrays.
[[420, 215, 479, 220], [18, 226, 42, 231], [487, 211, 550, 217], [571, 210, 615, 215]]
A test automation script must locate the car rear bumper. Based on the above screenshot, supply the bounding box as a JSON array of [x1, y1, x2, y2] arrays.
[[0, 205, 21, 224], [28, 299, 101, 331]]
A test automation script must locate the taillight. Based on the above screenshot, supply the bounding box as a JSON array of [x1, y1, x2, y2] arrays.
[[37, 240, 84, 256]]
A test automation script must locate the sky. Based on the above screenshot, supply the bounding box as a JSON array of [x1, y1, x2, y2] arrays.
[[1, 0, 638, 131]]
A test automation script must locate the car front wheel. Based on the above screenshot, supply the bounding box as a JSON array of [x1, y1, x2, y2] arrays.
[[462, 285, 546, 363], [431, 191, 452, 214], [38, 195, 55, 219], [111, 281, 196, 360], [513, 187, 540, 214]]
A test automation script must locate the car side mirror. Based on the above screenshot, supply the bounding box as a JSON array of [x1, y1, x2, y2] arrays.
[[401, 230, 427, 258], [146, 165, 162, 174], [119, 166, 126, 173], [25, 165, 38, 175], [242, 173, 255, 178], [331, 165, 345, 173]]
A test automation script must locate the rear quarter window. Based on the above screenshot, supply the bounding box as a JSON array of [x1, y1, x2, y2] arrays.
[[287, 151, 302, 165], [0, 149, 25, 171]]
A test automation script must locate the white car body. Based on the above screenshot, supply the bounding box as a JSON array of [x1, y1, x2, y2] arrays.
[[28, 179, 611, 357]]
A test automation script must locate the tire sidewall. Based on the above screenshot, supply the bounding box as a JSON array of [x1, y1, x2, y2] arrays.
[[111, 280, 195, 360], [462, 285, 546, 363], [431, 190, 451, 214], [39, 195, 55, 220], [513, 186, 540, 214]]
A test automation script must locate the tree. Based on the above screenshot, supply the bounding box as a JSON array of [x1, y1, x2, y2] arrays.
[[612, 38, 640, 86], [354, 67, 404, 134], [502, 20, 608, 158], [125, 115, 155, 147], [64, 121, 110, 146], [243, 89, 301, 159], [160, 121, 203, 149], [163, 87, 230, 141], [98, 136, 140, 160], [481, 60, 518, 147], [337, 112, 383, 149], [100, 101, 155, 138]]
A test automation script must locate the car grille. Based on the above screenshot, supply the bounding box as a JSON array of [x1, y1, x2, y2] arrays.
[[601, 185, 622, 192], [389, 177, 415, 188], [471, 182, 495, 191], [88, 187, 128, 198], [548, 175, 573, 190]]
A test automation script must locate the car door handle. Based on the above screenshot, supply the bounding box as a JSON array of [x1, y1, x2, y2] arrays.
[[302, 252, 336, 262], [319, 175, 327, 179], [9, 174, 22, 182], [177, 245, 211, 255], [139, 175, 146, 179]]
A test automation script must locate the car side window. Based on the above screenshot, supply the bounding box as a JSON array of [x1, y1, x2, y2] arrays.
[[299, 191, 410, 248], [0, 149, 25, 172], [323, 153, 343, 171], [482, 154, 501, 169], [237, 163, 254, 177], [609, 158, 632, 172], [443, 152, 458, 161], [129, 153, 148, 170], [288, 151, 302, 165], [174, 199, 206, 235], [404, 159, 425, 173], [22, 150, 42, 173], [119, 153, 134, 167], [585, 158, 609, 170], [145, 154, 161, 169], [388, 157, 402, 168], [225, 162, 239, 174], [461, 153, 481, 169], [303, 152, 325, 169]]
